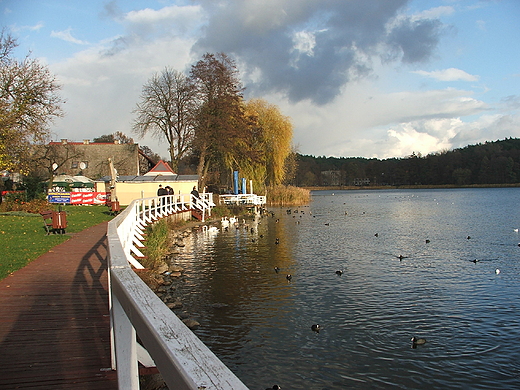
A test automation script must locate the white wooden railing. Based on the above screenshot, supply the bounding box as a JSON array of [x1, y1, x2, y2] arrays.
[[107, 193, 249, 389], [219, 193, 266, 206]]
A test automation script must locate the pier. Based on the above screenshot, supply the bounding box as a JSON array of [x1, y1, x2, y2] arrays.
[[0, 193, 249, 389], [0, 222, 117, 389]]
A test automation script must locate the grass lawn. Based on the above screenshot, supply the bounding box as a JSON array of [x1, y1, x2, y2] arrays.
[[0, 205, 115, 280]]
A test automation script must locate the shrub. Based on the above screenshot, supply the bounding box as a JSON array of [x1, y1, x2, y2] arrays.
[[266, 185, 311, 206], [0, 196, 51, 214]]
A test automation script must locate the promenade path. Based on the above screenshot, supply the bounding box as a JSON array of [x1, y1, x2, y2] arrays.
[[0, 222, 118, 389]]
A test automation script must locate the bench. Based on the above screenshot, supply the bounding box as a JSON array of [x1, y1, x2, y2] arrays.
[[107, 200, 120, 215], [40, 210, 67, 235]]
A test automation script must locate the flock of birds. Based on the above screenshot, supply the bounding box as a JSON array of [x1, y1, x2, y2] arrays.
[[219, 208, 441, 348], [215, 205, 519, 390]]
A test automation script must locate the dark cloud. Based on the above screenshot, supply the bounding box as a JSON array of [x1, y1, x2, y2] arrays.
[[193, 0, 446, 105], [385, 18, 443, 63], [102, 36, 130, 57], [100, 0, 123, 21]]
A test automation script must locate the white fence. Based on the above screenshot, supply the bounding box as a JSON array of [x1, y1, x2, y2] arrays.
[[219, 193, 266, 206], [107, 193, 249, 389]]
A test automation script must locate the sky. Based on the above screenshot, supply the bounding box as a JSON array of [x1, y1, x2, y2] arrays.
[[2, 0, 520, 160]]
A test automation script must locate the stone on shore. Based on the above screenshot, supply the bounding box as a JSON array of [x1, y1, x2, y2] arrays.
[[182, 318, 200, 330]]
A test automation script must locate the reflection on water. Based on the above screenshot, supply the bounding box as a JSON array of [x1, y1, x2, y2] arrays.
[[172, 188, 520, 389]]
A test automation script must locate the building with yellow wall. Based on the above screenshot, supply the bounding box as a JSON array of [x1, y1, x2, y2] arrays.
[[96, 160, 199, 206]]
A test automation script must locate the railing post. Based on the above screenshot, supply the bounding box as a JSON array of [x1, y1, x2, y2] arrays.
[[112, 292, 139, 389]]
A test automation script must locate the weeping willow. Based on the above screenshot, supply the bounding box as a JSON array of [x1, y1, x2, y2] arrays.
[[244, 99, 293, 187]]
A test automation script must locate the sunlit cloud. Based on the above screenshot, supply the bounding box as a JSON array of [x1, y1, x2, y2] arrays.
[[50, 28, 88, 45], [413, 68, 479, 82], [10, 22, 44, 32]]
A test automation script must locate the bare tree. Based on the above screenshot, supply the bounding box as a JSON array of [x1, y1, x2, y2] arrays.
[[32, 143, 85, 188], [133, 67, 196, 172]]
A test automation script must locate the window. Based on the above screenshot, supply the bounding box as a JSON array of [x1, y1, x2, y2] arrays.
[[71, 161, 79, 169]]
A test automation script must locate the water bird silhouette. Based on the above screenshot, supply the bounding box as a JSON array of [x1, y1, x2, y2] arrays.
[[335, 270, 343, 276], [311, 324, 320, 333], [411, 336, 426, 348], [274, 266, 280, 273], [286, 274, 292, 281]]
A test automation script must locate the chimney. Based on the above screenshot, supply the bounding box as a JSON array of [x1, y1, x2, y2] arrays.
[[61, 139, 68, 145], [83, 139, 90, 145]]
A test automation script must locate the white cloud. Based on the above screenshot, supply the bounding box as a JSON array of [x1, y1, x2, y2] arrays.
[[49, 31, 197, 159], [414, 6, 455, 20], [11, 22, 44, 32], [413, 68, 479, 82], [51, 28, 88, 45], [269, 78, 492, 159], [122, 5, 204, 37]]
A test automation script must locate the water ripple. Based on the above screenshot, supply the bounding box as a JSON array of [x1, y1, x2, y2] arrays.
[[172, 188, 520, 389]]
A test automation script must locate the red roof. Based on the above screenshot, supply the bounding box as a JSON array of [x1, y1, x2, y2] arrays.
[[146, 160, 176, 175]]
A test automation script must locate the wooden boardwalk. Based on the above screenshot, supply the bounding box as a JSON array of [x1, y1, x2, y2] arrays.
[[0, 222, 118, 389]]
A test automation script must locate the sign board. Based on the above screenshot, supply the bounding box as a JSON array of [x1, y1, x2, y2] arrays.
[[48, 192, 71, 204], [48, 192, 107, 205]]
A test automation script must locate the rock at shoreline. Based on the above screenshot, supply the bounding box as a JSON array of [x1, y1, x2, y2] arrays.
[[210, 302, 230, 309], [182, 318, 200, 330], [169, 265, 184, 273], [166, 299, 183, 310]]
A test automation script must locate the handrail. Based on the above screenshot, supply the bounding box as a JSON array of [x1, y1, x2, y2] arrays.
[[219, 193, 266, 205], [107, 193, 249, 389]]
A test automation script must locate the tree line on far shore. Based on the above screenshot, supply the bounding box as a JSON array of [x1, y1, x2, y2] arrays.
[[292, 138, 520, 187]]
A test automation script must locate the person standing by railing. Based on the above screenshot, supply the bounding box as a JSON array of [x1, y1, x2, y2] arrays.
[[191, 186, 200, 199], [157, 185, 167, 211]]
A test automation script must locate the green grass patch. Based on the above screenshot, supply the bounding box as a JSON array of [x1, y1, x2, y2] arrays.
[[0, 205, 114, 280], [141, 219, 170, 270]]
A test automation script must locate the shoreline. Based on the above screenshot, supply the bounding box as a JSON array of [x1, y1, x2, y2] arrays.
[[303, 183, 520, 191]]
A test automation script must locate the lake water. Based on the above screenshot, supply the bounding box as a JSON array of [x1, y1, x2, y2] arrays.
[[172, 188, 520, 389]]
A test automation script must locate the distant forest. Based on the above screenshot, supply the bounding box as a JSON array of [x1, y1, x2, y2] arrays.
[[292, 138, 520, 187]]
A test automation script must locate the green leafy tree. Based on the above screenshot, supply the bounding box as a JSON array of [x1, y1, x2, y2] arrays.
[[93, 131, 134, 144], [189, 53, 250, 188], [0, 29, 64, 175]]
